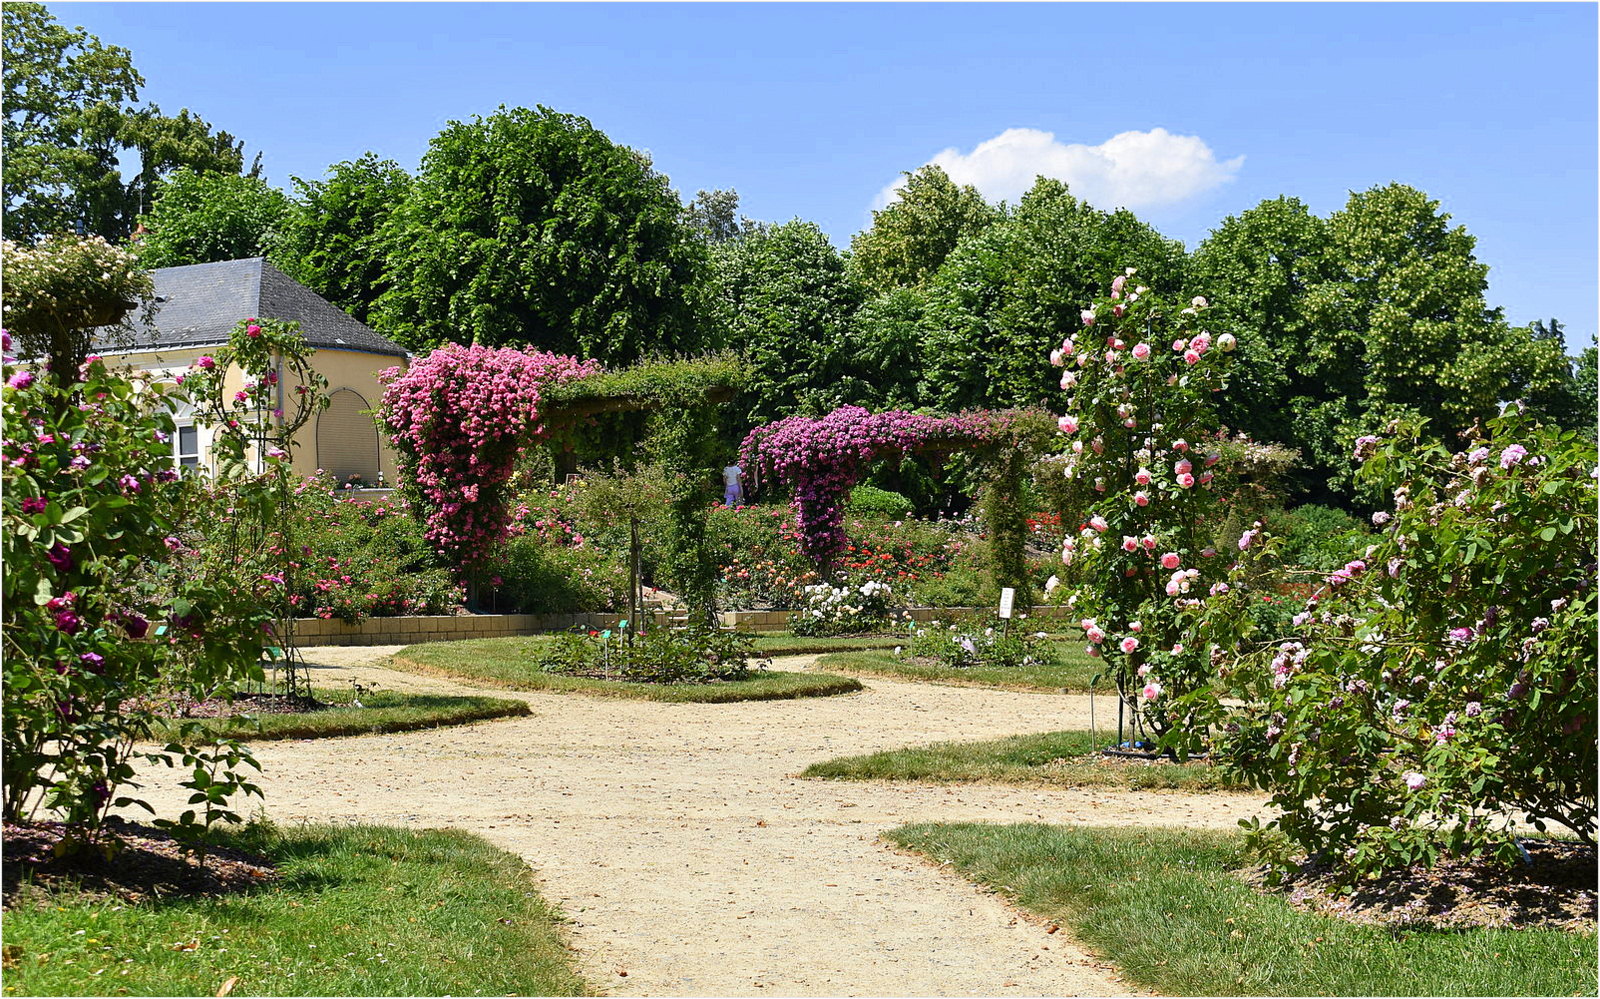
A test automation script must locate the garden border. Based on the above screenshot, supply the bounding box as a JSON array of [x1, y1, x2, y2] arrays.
[[295, 605, 1078, 646]]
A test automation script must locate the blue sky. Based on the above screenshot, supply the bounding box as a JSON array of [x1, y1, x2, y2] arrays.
[[54, 2, 1599, 352]]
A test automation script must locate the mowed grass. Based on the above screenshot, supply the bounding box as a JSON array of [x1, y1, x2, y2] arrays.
[[749, 633, 902, 655], [1, 823, 590, 997], [151, 689, 530, 742], [889, 823, 1596, 997], [813, 641, 1100, 692], [389, 638, 862, 702], [803, 729, 1245, 791]]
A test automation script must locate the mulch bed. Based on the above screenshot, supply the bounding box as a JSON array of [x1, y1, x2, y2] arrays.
[[150, 691, 325, 719], [2, 818, 277, 910], [1244, 839, 1597, 932]]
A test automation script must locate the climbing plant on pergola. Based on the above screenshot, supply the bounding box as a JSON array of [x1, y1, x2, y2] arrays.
[[378, 345, 744, 620], [740, 405, 1059, 600]]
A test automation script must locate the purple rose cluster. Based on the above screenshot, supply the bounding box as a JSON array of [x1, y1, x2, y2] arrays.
[[740, 406, 993, 563]]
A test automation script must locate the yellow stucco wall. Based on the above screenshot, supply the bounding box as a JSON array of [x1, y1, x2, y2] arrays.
[[100, 345, 406, 480]]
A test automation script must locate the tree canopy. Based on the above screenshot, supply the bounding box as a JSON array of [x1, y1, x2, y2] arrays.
[[133, 167, 288, 268], [706, 218, 862, 429], [2, 3, 252, 242], [272, 153, 412, 325], [847, 164, 997, 295], [917, 177, 1187, 413], [1193, 184, 1583, 499], [372, 105, 710, 362]]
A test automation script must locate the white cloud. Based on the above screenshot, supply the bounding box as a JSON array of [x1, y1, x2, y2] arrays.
[[873, 127, 1244, 213]]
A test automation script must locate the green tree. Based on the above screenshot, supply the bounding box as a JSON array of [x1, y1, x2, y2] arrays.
[[273, 153, 412, 325], [133, 167, 288, 268], [1192, 186, 1582, 501], [1574, 338, 1599, 433], [374, 105, 708, 361], [1188, 197, 1338, 494], [831, 287, 927, 412], [707, 219, 863, 430], [918, 177, 1187, 412], [1304, 185, 1575, 488], [2, 3, 250, 242], [848, 164, 998, 295], [685, 188, 747, 243]]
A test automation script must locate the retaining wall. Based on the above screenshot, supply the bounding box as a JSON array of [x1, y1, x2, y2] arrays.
[[294, 604, 1077, 647]]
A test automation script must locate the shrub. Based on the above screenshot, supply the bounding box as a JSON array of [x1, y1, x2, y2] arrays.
[[537, 626, 767, 683], [2, 348, 265, 841], [905, 613, 1059, 670], [1263, 503, 1372, 572], [847, 484, 914, 520], [484, 533, 626, 614], [2, 236, 154, 383], [274, 474, 462, 622], [1208, 410, 1597, 877], [790, 579, 898, 636]]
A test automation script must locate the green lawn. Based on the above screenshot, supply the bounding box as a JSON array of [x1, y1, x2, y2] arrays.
[[813, 642, 1100, 692], [2, 823, 590, 997], [803, 729, 1245, 791], [152, 689, 530, 741], [888, 823, 1596, 997], [748, 633, 902, 655], [389, 638, 862, 702]]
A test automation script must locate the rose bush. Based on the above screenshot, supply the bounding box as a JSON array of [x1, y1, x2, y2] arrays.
[[903, 614, 1058, 670], [2, 341, 267, 843], [1209, 409, 1597, 875], [1049, 273, 1241, 742], [790, 579, 898, 636], [270, 473, 462, 623]]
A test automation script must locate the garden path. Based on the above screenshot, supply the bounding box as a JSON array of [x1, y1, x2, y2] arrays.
[[142, 646, 1272, 998]]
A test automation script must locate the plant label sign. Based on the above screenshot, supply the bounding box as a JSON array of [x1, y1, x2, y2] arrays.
[[998, 587, 1016, 619]]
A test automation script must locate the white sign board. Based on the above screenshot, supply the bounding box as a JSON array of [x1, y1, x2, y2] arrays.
[[998, 587, 1016, 619]]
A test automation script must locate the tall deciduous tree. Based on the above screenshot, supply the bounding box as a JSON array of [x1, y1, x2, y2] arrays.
[[831, 287, 927, 413], [2, 3, 251, 242], [1308, 185, 1574, 473], [848, 164, 997, 295], [273, 153, 412, 325], [374, 106, 708, 361], [917, 177, 1186, 413], [133, 167, 288, 268], [685, 188, 747, 243], [1193, 185, 1581, 501], [1188, 196, 1336, 492], [707, 219, 863, 430]]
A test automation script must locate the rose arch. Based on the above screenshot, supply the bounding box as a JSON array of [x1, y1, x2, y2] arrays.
[[379, 346, 743, 616]]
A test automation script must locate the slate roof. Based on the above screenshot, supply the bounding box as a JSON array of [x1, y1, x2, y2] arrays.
[[96, 257, 408, 359]]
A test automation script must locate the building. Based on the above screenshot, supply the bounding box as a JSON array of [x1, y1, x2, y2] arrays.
[[95, 257, 408, 485]]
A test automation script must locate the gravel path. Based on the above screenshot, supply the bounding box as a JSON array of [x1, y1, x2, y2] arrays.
[[138, 645, 1273, 997]]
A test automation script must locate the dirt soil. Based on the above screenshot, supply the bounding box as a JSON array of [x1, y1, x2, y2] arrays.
[[124, 645, 1274, 998], [3, 818, 277, 910], [1247, 839, 1597, 933]]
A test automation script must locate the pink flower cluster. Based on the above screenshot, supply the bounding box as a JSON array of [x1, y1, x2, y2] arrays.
[[740, 406, 994, 563], [379, 343, 598, 567]]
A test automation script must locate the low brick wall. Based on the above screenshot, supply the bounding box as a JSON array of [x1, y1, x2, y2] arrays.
[[294, 604, 1078, 647]]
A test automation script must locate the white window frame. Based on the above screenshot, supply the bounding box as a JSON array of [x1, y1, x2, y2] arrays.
[[174, 420, 203, 474]]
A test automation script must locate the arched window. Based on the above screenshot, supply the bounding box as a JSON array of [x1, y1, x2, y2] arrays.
[[316, 388, 381, 486]]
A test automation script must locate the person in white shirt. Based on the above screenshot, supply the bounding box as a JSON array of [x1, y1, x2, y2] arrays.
[[722, 463, 745, 507]]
